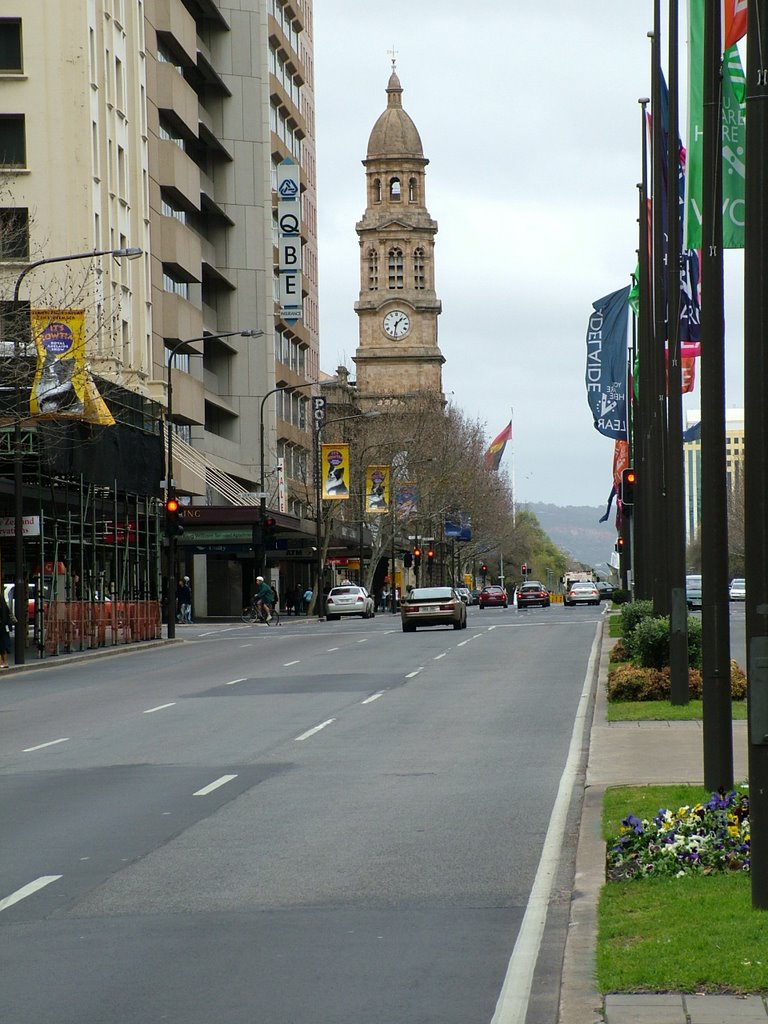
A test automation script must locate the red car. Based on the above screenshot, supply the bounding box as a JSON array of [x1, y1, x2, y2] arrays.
[[478, 585, 508, 609], [516, 581, 551, 608]]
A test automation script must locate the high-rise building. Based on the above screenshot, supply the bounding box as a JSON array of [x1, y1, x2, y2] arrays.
[[0, 0, 319, 619], [683, 408, 745, 540]]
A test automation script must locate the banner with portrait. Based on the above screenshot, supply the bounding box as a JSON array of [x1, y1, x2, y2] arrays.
[[365, 465, 390, 513], [321, 442, 350, 500], [394, 481, 418, 519], [30, 309, 87, 417]]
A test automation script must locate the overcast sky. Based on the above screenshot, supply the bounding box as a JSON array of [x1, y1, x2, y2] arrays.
[[312, 2, 746, 509]]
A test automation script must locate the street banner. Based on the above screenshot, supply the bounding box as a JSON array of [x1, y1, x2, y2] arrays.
[[724, 0, 747, 49], [394, 482, 418, 519], [365, 465, 390, 513], [30, 309, 87, 417], [686, 0, 745, 249], [321, 442, 349, 500], [444, 511, 472, 541], [585, 287, 630, 440]]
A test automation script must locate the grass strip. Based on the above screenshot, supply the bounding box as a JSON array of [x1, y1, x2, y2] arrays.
[[598, 785, 766, 995], [606, 699, 747, 722]]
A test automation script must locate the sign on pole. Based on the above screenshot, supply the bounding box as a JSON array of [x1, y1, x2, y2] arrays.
[[277, 158, 303, 323]]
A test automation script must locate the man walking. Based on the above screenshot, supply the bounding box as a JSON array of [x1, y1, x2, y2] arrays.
[[179, 576, 192, 624]]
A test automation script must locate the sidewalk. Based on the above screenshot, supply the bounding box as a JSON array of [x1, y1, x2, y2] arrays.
[[559, 627, 764, 1024]]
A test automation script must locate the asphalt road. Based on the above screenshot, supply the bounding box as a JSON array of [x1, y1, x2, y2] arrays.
[[0, 603, 604, 1024]]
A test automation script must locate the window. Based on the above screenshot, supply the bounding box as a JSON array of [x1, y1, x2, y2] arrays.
[[162, 271, 189, 300], [0, 19, 22, 73], [367, 248, 379, 290], [160, 191, 187, 224], [388, 247, 403, 289], [389, 177, 401, 200], [0, 114, 25, 166], [0, 207, 28, 260], [413, 247, 425, 290]]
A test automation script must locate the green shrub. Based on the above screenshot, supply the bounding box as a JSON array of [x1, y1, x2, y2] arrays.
[[632, 615, 670, 669], [607, 661, 746, 702], [620, 600, 655, 636], [610, 588, 630, 605], [686, 615, 703, 669]]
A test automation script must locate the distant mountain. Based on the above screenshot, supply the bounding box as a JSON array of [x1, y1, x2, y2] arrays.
[[523, 502, 617, 572]]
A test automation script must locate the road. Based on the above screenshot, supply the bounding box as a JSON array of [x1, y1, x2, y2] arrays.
[[0, 603, 604, 1024]]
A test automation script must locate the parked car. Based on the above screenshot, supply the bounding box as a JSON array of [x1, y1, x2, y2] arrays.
[[479, 585, 508, 610], [469, 589, 481, 606], [401, 586, 467, 632], [564, 581, 600, 606], [325, 585, 375, 620], [515, 581, 550, 608], [3, 582, 47, 621], [595, 581, 615, 601], [729, 578, 746, 602], [686, 574, 703, 610], [455, 586, 472, 605]]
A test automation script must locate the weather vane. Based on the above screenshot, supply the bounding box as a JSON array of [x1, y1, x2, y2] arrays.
[[387, 45, 398, 71]]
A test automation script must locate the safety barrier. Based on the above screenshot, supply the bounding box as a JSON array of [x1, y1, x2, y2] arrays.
[[43, 600, 162, 656]]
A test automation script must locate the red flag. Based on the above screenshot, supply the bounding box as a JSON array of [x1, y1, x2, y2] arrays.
[[724, 0, 747, 49], [484, 421, 512, 472]]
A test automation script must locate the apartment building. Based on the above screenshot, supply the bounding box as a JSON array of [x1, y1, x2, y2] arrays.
[[683, 408, 745, 541]]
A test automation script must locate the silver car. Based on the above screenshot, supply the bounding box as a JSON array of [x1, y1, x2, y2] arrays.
[[729, 578, 746, 602], [564, 582, 600, 606], [686, 574, 703, 609], [325, 585, 375, 620], [401, 586, 467, 631]]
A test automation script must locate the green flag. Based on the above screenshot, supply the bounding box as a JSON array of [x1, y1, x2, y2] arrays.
[[686, 0, 745, 249]]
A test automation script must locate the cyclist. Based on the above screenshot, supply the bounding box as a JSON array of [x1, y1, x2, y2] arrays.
[[254, 575, 275, 622]]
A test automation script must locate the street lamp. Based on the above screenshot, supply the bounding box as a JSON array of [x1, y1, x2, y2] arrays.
[[164, 328, 263, 639], [257, 380, 315, 576], [311, 410, 380, 616], [11, 245, 143, 665]]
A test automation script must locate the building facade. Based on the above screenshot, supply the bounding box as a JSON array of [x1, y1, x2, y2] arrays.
[[0, 0, 319, 627], [683, 408, 745, 541]]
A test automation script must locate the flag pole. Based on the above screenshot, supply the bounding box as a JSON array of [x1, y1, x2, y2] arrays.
[[510, 407, 515, 528]]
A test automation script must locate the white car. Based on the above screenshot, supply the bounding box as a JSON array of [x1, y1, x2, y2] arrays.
[[729, 578, 746, 602], [455, 587, 471, 605], [686, 574, 703, 609], [325, 585, 375, 620], [564, 582, 600, 606]]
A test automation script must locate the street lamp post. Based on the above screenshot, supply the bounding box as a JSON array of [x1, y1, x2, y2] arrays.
[[165, 329, 262, 639], [11, 246, 142, 665], [311, 410, 380, 617]]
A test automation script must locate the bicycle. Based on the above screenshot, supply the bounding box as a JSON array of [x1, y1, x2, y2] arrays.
[[241, 599, 280, 626]]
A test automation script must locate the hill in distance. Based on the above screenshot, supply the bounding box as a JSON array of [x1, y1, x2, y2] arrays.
[[524, 501, 617, 573]]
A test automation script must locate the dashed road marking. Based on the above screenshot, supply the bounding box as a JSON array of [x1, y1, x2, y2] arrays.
[[193, 774, 238, 796], [144, 703, 176, 714], [294, 719, 336, 742], [23, 738, 69, 753]]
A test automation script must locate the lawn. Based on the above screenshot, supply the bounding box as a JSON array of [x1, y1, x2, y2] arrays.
[[598, 785, 767, 994], [606, 699, 748, 722]]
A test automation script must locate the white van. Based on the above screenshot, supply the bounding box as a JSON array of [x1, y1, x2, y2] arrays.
[[686, 575, 703, 610]]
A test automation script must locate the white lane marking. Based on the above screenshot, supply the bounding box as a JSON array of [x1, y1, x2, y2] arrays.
[[283, 660, 300, 666], [23, 738, 69, 753], [193, 774, 238, 796], [405, 668, 423, 678], [357, 638, 369, 643], [226, 677, 246, 686], [434, 652, 447, 660], [143, 703, 176, 714], [0, 876, 62, 913], [240, 644, 253, 648], [490, 620, 602, 1024], [326, 647, 340, 652], [457, 639, 472, 647], [361, 691, 384, 704], [294, 718, 336, 742]]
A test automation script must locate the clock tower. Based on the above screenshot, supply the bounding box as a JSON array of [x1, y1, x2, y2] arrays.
[[353, 69, 444, 405]]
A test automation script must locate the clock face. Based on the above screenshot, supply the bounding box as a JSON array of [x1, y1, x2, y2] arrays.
[[382, 310, 410, 338]]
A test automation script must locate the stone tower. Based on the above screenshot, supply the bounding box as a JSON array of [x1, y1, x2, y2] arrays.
[[353, 70, 444, 405]]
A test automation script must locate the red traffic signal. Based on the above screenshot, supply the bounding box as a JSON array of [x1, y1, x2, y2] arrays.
[[480, 563, 488, 574], [165, 496, 183, 537], [166, 497, 179, 514], [621, 467, 636, 507]]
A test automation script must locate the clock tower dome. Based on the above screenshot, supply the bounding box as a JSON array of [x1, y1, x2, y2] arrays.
[[353, 69, 444, 405]]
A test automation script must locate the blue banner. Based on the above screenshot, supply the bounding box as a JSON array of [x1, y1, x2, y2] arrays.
[[585, 286, 630, 440], [444, 512, 472, 541]]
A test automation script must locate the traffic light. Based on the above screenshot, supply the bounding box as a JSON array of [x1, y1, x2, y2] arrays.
[[480, 563, 488, 577], [403, 551, 413, 569], [615, 535, 626, 553], [413, 546, 422, 569], [263, 515, 277, 548], [621, 467, 636, 507], [426, 548, 434, 573], [165, 496, 184, 538], [521, 563, 528, 575]]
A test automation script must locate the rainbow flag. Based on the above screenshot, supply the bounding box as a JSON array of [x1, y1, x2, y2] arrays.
[[484, 422, 512, 472]]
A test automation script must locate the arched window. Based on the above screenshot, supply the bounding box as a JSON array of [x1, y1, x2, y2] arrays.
[[408, 177, 417, 202], [373, 177, 382, 203], [368, 248, 379, 290], [413, 247, 425, 290], [388, 247, 404, 289], [389, 177, 401, 200]]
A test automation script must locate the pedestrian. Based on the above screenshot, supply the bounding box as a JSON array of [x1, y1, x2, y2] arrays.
[[180, 577, 192, 622], [292, 584, 303, 615], [283, 587, 294, 616], [0, 590, 16, 668], [303, 586, 313, 613]]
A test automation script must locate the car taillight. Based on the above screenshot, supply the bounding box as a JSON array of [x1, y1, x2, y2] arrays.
[[439, 603, 454, 611], [356, 596, 363, 602]]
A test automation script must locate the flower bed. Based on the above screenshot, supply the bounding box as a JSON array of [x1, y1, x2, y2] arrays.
[[606, 791, 750, 881]]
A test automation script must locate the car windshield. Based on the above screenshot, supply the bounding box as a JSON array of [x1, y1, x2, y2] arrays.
[[408, 587, 454, 601], [484, 587, 503, 593], [521, 583, 544, 591], [330, 587, 361, 596], [571, 583, 595, 591], [732, 579, 745, 586]]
